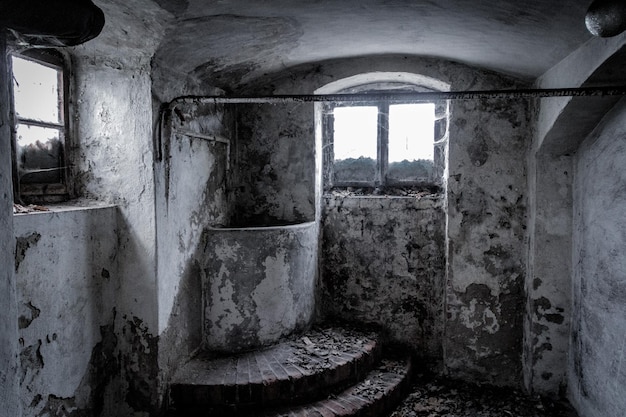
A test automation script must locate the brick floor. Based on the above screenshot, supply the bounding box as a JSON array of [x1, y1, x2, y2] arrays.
[[168, 326, 411, 416], [262, 357, 412, 417]]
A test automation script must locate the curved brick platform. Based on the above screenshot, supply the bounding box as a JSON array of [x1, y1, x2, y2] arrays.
[[263, 357, 412, 417], [168, 326, 411, 416]]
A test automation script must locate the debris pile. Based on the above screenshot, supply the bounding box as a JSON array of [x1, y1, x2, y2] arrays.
[[389, 376, 579, 417], [13, 203, 49, 214]]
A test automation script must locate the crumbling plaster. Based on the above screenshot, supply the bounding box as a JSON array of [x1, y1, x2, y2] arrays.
[[3, 2, 624, 416], [525, 33, 626, 395], [6, 2, 173, 415], [14, 206, 118, 416], [321, 196, 446, 360], [68, 54, 161, 416], [445, 91, 529, 386], [231, 103, 316, 226], [203, 222, 317, 352], [0, 34, 21, 417], [235, 55, 531, 386], [154, 101, 234, 388]]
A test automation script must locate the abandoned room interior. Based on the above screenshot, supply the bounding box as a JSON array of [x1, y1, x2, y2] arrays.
[[1, 0, 625, 416]]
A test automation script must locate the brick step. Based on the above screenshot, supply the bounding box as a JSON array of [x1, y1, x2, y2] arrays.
[[169, 326, 382, 415], [262, 356, 412, 417]]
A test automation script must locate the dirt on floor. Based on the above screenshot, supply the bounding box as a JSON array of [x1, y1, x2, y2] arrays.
[[389, 375, 579, 417]]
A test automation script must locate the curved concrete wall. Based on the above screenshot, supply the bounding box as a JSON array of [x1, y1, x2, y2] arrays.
[[202, 221, 318, 352]]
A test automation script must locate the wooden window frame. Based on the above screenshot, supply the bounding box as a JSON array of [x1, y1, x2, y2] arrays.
[[323, 97, 448, 193], [10, 49, 71, 204]]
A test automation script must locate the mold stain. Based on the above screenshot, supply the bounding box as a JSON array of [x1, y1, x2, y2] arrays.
[[121, 315, 158, 414], [15, 232, 42, 271]]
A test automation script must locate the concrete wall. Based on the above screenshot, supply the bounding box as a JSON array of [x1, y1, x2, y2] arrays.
[[445, 94, 529, 386], [525, 35, 626, 396], [239, 55, 532, 386], [0, 33, 21, 417], [231, 103, 316, 226], [321, 196, 445, 360], [524, 151, 572, 394], [570, 99, 626, 417], [6, 2, 170, 415], [14, 206, 118, 416], [154, 101, 233, 388], [69, 54, 161, 415]]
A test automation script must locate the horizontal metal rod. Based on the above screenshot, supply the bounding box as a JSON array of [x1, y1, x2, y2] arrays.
[[168, 86, 626, 105]]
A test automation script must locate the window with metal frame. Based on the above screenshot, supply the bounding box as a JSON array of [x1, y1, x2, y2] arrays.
[[10, 49, 70, 203]]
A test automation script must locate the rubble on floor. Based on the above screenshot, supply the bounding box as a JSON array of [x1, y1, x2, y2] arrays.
[[389, 375, 579, 417]]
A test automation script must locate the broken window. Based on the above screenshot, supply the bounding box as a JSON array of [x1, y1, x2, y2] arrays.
[[325, 95, 447, 193], [10, 49, 70, 203]]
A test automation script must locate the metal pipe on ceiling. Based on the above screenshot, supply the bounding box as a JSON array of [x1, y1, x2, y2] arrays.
[[167, 86, 626, 105]]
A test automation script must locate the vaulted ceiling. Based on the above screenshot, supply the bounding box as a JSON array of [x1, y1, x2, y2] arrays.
[[15, 0, 612, 88], [145, 0, 596, 86]]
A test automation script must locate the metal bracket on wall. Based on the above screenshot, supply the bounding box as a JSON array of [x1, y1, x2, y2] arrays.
[[171, 129, 231, 171]]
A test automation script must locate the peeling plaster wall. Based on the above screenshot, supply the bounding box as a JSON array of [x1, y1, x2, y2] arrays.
[[5, 2, 177, 415], [202, 222, 317, 352], [570, 99, 626, 417], [65, 5, 167, 410], [155, 101, 233, 388], [231, 103, 316, 226], [0, 34, 21, 417], [445, 94, 530, 386], [525, 37, 626, 396], [239, 55, 531, 386], [70, 55, 161, 414], [13, 206, 118, 417], [321, 196, 446, 360], [524, 151, 572, 394]]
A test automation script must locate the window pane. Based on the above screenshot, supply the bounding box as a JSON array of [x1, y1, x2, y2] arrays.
[[12, 56, 61, 123], [333, 106, 378, 183], [16, 124, 64, 184], [388, 103, 435, 181]]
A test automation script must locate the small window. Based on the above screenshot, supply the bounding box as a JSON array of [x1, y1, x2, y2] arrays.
[[325, 97, 446, 193], [10, 50, 70, 203]]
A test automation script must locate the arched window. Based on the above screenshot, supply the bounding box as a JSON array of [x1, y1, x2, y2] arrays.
[[317, 73, 449, 194]]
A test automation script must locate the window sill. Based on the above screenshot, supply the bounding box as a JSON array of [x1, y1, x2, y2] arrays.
[[323, 192, 444, 211], [13, 198, 116, 216], [323, 185, 442, 199]]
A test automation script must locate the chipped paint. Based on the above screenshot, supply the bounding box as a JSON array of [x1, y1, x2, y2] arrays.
[[15, 233, 41, 272], [252, 250, 296, 342], [202, 222, 317, 352], [445, 93, 529, 386], [13, 207, 120, 417], [321, 195, 446, 360]]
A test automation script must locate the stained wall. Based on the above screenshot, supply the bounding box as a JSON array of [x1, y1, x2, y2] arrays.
[[445, 93, 529, 385], [0, 33, 21, 417], [238, 55, 532, 386], [14, 206, 118, 416], [570, 99, 626, 417], [321, 196, 446, 359], [154, 100, 234, 387], [7, 1, 172, 415], [230, 103, 316, 226]]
